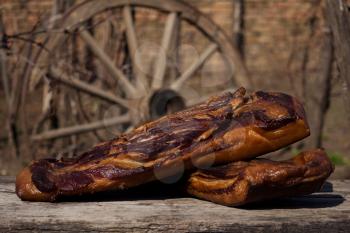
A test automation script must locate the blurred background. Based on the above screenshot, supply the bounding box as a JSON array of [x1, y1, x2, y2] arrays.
[[0, 0, 349, 177]]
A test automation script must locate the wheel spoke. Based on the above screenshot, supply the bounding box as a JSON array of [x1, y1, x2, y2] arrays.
[[123, 5, 148, 92], [49, 67, 130, 109], [0, 49, 10, 106], [168, 13, 181, 83], [151, 12, 178, 89], [31, 114, 130, 141], [171, 43, 218, 91], [79, 30, 138, 97]]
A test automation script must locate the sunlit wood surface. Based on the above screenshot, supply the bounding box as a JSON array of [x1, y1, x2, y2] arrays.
[[0, 177, 349, 232]]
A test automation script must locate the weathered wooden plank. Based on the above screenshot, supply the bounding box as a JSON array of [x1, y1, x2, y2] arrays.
[[0, 177, 349, 232]]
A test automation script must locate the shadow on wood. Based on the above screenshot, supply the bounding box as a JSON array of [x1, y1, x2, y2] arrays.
[[241, 193, 344, 210], [56, 180, 341, 210], [57, 180, 189, 202]]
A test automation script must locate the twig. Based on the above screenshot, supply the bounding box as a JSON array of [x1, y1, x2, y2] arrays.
[[6, 35, 50, 52]]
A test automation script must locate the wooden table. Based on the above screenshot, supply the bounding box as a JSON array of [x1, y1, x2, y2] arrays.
[[0, 176, 349, 232]]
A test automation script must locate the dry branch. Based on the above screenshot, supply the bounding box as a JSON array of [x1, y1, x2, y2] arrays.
[[233, 0, 245, 57], [327, 0, 350, 123]]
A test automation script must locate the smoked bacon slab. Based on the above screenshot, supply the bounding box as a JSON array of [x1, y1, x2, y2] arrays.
[[187, 149, 334, 206], [16, 87, 310, 201]]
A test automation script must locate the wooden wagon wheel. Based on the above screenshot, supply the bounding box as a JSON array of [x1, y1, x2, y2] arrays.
[[25, 0, 251, 157]]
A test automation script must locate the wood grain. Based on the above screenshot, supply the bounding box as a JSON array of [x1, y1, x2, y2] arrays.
[[1, 177, 349, 232]]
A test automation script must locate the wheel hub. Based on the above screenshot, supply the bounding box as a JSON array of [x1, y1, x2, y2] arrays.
[[149, 89, 185, 120]]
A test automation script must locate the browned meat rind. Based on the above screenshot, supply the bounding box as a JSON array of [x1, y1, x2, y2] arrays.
[[187, 149, 334, 206], [16, 87, 310, 201]]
